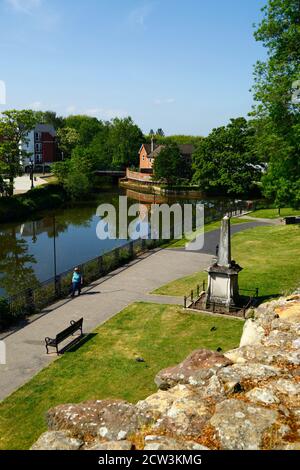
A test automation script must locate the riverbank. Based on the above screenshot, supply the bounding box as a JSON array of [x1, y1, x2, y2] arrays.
[[0, 184, 68, 224], [119, 178, 205, 198]]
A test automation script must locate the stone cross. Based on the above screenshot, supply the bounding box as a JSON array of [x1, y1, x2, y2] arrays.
[[217, 215, 231, 267]]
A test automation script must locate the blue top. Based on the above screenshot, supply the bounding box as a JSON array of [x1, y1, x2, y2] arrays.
[[72, 272, 82, 283]]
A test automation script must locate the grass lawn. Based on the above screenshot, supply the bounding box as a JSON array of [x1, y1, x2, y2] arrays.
[[153, 225, 300, 299], [250, 207, 300, 219], [0, 303, 243, 450], [165, 217, 251, 249]]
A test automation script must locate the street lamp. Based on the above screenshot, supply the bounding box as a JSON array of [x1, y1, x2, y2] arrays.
[[29, 160, 34, 190]]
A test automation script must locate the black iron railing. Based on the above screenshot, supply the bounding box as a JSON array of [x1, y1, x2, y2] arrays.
[[4, 238, 159, 325]]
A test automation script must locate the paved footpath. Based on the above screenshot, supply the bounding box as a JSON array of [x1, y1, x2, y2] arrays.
[[0, 248, 212, 401]]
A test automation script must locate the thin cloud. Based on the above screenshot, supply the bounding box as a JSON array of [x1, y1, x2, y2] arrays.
[[84, 108, 128, 120], [154, 98, 175, 105], [5, 0, 41, 14], [128, 3, 154, 29]]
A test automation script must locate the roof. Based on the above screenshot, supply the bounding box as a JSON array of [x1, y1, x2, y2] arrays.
[[140, 143, 160, 155], [35, 124, 56, 137], [147, 144, 195, 159]]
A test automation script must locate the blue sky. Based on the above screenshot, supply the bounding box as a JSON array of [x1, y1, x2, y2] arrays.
[[0, 0, 266, 135]]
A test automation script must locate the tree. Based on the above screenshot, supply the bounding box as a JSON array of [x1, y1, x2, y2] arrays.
[[156, 128, 165, 137], [0, 110, 37, 196], [153, 143, 187, 186], [192, 118, 262, 196], [252, 0, 300, 207], [108, 117, 144, 170], [64, 115, 103, 146], [35, 111, 65, 129], [57, 127, 80, 159]]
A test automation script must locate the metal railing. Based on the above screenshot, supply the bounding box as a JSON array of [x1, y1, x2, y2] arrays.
[[4, 238, 159, 325], [184, 284, 259, 318]]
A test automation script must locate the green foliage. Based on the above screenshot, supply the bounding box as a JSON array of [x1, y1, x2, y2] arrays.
[[252, 0, 300, 208], [108, 117, 144, 170], [0, 110, 38, 196], [192, 118, 262, 196], [146, 134, 203, 145], [0, 297, 10, 329], [153, 143, 189, 186], [0, 184, 67, 223], [56, 127, 80, 158]]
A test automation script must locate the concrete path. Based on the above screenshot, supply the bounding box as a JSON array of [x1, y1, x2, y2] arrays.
[[13, 175, 46, 195], [239, 215, 283, 225], [0, 248, 212, 401]]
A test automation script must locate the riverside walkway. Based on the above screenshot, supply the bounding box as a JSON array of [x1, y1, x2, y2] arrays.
[[0, 219, 272, 401]]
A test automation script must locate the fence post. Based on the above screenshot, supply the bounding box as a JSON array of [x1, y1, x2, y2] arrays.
[[129, 241, 134, 259], [98, 256, 104, 276], [197, 284, 200, 297], [184, 296, 187, 308], [114, 248, 119, 266], [202, 280, 206, 292], [55, 275, 61, 297], [191, 290, 194, 303], [255, 288, 259, 298]]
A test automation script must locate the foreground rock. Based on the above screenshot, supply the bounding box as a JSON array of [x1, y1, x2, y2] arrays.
[[47, 399, 151, 441], [155, 349, 232, 389], [32, 294, 300, 450]]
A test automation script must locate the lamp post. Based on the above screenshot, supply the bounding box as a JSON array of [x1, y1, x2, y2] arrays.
[[29, 160, 34, 190]]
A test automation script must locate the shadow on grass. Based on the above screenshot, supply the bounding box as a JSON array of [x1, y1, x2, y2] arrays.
[[255, 294, 281, 306], [61, 333, 98, 354]]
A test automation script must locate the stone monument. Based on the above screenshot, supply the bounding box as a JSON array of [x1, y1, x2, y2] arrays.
[[206, 216, 242, 311]]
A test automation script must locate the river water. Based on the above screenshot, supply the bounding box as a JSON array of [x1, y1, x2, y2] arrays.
[[0, 186, 244, 298]]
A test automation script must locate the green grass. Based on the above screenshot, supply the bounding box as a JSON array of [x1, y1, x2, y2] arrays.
[[153, 225, 300, 299], [250, 207, 300, 219], [165, 217, 251, 249], [0, 302, 243, 450]]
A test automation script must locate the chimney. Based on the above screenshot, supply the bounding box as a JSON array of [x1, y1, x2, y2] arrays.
[[151, 137, 154, 153]]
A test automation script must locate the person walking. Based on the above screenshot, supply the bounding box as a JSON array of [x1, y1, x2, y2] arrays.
[[71, 267, 83, 298]]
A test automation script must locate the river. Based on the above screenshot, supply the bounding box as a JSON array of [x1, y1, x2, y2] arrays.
[[0, 185, 245, 298]]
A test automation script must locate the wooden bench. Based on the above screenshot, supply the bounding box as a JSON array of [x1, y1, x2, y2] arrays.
[[45, 318, 83, 354]]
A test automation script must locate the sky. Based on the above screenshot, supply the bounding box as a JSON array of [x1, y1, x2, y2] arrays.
[[0, 0, 267, 136]]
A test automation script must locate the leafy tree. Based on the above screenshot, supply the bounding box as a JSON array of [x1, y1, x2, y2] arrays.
[[57, 127, 80, 159], [35, 111, 65, 129], [153, 143, 187, 186], [192, 118, 262, 196], [156, 128, 165, 137], [149, 129, 155, 136], [108, 117, 144, 170], [64, 115, 103, 146], [252, 0, 300, 207], [0, 110, 37, 196]]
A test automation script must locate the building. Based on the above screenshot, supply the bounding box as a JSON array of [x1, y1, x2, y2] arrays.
[[139, 140, 194, 174], [21, 124, 57, 170], [126, 140, 195, 184]]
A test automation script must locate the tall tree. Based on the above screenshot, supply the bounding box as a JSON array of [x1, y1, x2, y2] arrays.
[[108, 117, 144, 170], [192, 118, 262, 196], [252, 0, 300, 207], [57, 127, 80, 159], [153, 143, 187, 186], [0, 110, 37, 196]]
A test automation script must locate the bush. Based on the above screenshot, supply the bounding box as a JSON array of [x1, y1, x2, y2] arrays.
[[0, 184, 68, 223], [0, 298, 11, 330]]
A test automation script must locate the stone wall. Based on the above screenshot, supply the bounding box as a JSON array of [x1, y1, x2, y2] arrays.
[[32, 294, 300, 451]]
